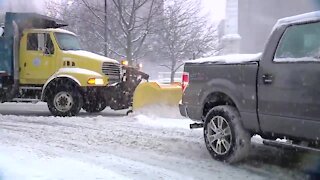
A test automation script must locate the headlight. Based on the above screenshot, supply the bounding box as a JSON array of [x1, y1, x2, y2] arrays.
[[87, 78, 104, 85], [121, 60, 129, 66]]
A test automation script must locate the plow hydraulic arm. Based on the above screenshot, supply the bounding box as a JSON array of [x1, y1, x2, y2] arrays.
[[106, 66, 149, 110]]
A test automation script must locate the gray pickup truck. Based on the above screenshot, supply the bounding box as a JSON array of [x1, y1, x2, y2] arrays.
[[180, 11, 320, 163]]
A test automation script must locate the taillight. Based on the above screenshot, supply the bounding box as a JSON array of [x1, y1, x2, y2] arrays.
[[182, 72, 189, 92]]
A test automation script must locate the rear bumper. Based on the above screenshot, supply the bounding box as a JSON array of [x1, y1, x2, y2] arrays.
[[179, 102, 203, 122], [179, 103, 188, 117]]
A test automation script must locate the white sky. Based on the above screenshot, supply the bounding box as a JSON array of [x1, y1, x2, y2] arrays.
[[201, 0, 226, 22]]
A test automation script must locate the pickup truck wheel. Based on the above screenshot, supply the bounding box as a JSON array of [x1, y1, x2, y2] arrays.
[[47, 86, 83, 117], [204, 105, 251, 163], [83, 100, 107, 113]]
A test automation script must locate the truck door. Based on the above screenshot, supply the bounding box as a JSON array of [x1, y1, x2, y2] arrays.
[[20, 32, 56, 85], [258, 21, 320, 140]]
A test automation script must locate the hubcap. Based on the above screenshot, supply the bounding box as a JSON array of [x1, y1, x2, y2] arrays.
[[53, 92, 74, 113], [206, 116, 232, 155]]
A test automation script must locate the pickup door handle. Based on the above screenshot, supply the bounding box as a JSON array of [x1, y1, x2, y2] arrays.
[[262, 74, 273, 84]]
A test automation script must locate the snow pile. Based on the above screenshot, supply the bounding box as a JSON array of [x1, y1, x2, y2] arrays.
[[135, 114, 193, 129], [251, 135, 264, 144], [133, 105, 183, 119], [186, 53, 262, 64]]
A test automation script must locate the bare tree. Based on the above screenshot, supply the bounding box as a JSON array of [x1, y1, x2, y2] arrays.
[[45, 0, 219, 82], [111, 0, 162, 64], [156, 0, 219, 83], [45, 0, 108, 55], [72, 0, 162, 64]]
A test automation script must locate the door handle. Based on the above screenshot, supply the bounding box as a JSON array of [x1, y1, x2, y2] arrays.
[[24, 62, 27, 67], [262, 74, 273, 84]]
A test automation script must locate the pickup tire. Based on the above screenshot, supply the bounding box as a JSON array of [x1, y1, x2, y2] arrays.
[[47, 85, 83, 117], [83, 99, 107, 113], [204, 105, 251, 163]]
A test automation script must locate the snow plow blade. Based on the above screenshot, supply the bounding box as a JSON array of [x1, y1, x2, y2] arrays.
[[132, 82, 182, 111]]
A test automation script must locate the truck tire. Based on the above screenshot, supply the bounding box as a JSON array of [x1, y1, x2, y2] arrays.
[[204, 105, 251, 164], [83, 100, 107, 113], [47, 85, 83, 117]]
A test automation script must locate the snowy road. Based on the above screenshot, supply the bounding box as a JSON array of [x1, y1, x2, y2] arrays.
[[0, 103, 314, 179]]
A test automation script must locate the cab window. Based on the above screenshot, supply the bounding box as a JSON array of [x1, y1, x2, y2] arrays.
[[45, 34, 55, 54], [27, 33, 39, 51], [275, 22, 320, 62], [27, 33, 55, 54]]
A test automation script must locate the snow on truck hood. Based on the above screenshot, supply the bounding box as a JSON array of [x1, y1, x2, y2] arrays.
[[64, 50, 119, 64], [186, 53, 262, 64], [57, 68, 103, 77]]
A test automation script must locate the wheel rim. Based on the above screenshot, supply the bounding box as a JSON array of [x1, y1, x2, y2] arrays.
[[53, 92, 74, 113], [206, 116, 232, 155]]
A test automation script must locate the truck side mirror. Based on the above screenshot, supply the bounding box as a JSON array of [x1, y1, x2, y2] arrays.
[[43, 47, 51, 55]]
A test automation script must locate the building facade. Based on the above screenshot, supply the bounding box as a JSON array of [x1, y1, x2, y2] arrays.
[[238, 0, 320, 53], [221, 0, 320, 54]]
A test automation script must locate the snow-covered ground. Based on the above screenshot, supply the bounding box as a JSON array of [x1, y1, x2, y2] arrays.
[[0, 103, 313, 179]]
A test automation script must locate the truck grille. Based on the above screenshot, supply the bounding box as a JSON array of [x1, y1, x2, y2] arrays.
[[102, 62, 121, 84]]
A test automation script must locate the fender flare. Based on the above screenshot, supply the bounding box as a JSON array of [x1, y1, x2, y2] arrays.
[[41, 74, 81, 101], [199, 78, 242, 110]]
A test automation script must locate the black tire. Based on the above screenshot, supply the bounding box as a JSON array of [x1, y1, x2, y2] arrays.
[[47, 85, 83, 117], [83, 99, 107, 113], [204, 105, 251, 164]]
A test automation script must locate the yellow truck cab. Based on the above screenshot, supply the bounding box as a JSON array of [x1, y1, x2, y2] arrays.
[[0, 12, 148, 116], [20, 28, 115, 86]]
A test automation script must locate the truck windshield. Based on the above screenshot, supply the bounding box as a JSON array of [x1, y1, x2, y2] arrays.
[[55, 33, 82, 51]]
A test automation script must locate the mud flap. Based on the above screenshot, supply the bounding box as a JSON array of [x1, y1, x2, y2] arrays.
[[107, 66, 149, 110]]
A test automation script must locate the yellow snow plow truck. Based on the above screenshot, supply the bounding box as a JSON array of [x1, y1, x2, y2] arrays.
[[0, 12, 149, 116]]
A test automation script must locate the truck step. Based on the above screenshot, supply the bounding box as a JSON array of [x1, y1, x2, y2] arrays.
[[19, 86, 42, 90], [11, 98, 40, 104], [263, 139, 320, 153]]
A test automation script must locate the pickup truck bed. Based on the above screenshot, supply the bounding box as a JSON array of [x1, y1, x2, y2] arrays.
[[181, 54, 260, 131]]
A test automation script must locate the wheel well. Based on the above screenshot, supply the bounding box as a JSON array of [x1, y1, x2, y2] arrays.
[[43, 77, 82, 101], [202, 92, 237, 117]]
